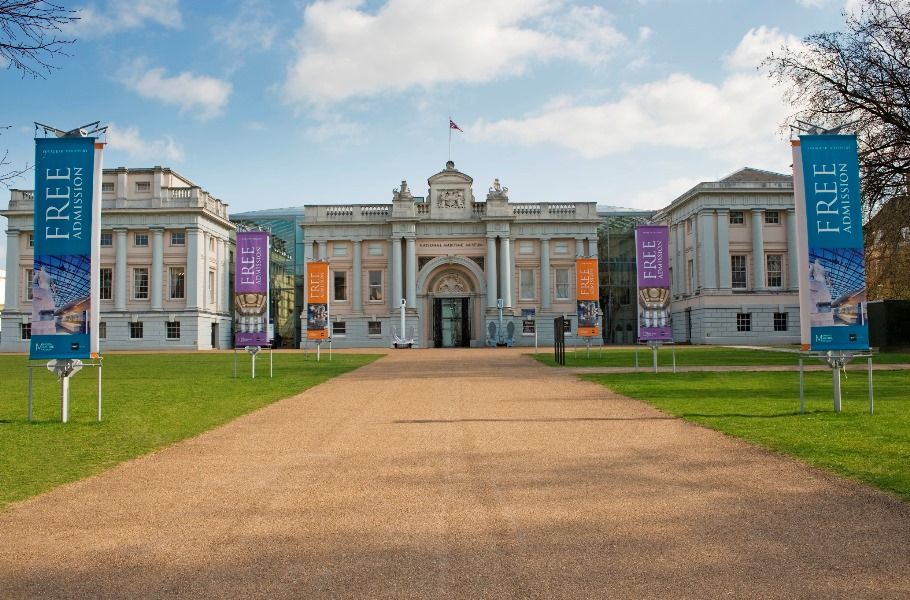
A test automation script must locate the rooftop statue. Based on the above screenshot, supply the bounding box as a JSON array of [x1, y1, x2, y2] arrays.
[[487, 178, 509, 200], [393, 179, 413, 201]]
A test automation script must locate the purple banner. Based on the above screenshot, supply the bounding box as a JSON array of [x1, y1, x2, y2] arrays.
[[234, 231, 270, 346], [635, 225, 672, 341]]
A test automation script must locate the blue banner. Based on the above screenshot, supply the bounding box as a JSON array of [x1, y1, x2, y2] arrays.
[[30, 137, 96, 360], [799, 135, 869, 351]]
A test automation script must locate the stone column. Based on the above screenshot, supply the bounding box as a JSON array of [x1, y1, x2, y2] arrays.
[[352, 239, 363, 312], [151, 227, 164, 310], [751, 209, 766, 291], [217, 238, 228, 313], [114, 228, 128, 311], [391, 237, 402, 308], [4, 230, 20, 312], [786, 208, 799, 291], [716, 209, 731, 290], [699, 211, 717, 290], [588, 238, 598, 259], [673, 223, 683, 296], [317, 240, 327, 261], [540, 237, 551, 310], [406, 237, 416, 308], [203, 231, 211, 307], [691, 213, 700, 291], [500, 237, 512, 308], [186, 227, 201, 310], [486, 236, 498, 308], [575, 238, 584, 258]]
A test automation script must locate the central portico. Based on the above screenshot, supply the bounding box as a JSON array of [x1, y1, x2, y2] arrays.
[[300, 161, 600, 348]]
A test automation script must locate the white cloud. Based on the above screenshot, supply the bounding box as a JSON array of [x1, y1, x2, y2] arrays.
[[470, 28, 797, 176], [724, 26, 803, 71], [637, 26, 652, 43], [630, 177, 705, 209], [119, 63, 232, 120], [304, 113, 364, 146], [212, 0, 278, 52], [106, 123, 184, 163], [282, 0, 627, 105], [69, 0, 182, 37]]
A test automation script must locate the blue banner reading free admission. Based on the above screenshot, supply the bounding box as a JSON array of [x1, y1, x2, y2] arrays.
[[30, 137, 96, 360], [799, 134, 869, 351]]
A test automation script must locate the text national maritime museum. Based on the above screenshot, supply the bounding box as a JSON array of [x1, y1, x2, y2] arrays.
[[2, 160, 800, 350]]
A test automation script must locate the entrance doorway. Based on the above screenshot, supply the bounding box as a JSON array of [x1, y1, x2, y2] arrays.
[[433, 297, 470, 348], [211, 323, 218, 349]]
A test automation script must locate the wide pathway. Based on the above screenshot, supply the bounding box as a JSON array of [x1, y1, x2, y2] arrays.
[[2, 349, 909, 599]]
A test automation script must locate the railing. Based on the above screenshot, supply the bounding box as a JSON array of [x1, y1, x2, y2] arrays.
[[417, 203, 430, 215], [326, 206, 354, 217], [471, 202, 486, 215], [513, 204, 540, 215], [360, 205, 389, 216], [547, 203, 577, 214], [170, 187, 192, 199]]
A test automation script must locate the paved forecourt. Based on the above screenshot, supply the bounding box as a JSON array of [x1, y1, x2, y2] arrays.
[[1, 349, 908, 599]]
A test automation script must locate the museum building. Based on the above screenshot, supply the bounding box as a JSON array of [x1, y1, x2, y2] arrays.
[[0, 167, 234, 352], [2, 162, 803, 351]]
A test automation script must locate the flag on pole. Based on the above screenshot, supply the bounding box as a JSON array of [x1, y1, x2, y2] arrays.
[[449, 118, 463, 132]]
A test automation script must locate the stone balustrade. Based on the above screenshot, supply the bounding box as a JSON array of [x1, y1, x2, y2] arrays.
[[7, 186, 229, 220]]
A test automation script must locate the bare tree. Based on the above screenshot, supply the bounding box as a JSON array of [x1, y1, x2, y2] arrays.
[[765, 0, 910, 299], [1, 1, 77, 79], [0, 125, 30, 188]]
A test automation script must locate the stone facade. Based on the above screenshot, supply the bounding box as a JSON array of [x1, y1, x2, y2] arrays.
[[300, 162, 601, 348], [1, 167, 233, 352], [654, 168, 801, 344]]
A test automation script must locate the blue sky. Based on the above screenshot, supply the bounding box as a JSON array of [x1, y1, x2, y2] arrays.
[[1, 0, 856, 266]]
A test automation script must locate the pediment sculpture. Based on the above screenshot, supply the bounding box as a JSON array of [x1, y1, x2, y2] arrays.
[[393, 179, 413, 201], [436, 272, 467, 293], [437, 189, 465, 209], [487, 178, 509, 200]]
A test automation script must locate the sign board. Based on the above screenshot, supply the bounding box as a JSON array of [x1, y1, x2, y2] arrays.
[[30, 136, 102, 360], [795, 135, 869, 351], [575, 258, 599, 337], [634, 225, 672, 342], [234, 231, 270, 346], [521, 308, 536, 318], [306, 260, 329, 340]]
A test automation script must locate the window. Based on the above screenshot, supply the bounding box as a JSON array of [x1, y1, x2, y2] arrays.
[[136, 181, 151, 193], [519, 268, 535, 300], [368, 321, 382, 335], [687, 259, 695, 292], [100, 268, 113, 300], [731, 255, 747, 289], [102, 182, 114, 192], [736, 313, 751, 332], [133, 267, 149, 299], [25, 268, 33, 300], [20, 323, 31, 340], [169, 267, 185, 299], [563, 318, 572, 333], [368, 270, 383, 301], [774, 312, 788, 332], [519, 240, 533, 255], [208, 270, 216, 304], [209, 237, 215, 253], [686, 218, 693, 233], [555, 268, 569, 300], [170, 231, 185, 246], [729, 211, 745, 225], [166, 321, 180, 340], [134, 232, 149, 247], [334, 271, 347, 301], [522, 319, 536, 335], [130, 322, 144, 339], [766, 254, 783, 288], [332, 243, 348, 257], [98, 321, 107, 339], [368, 242, 383, 256], [27, 233, 34, 248], [100, 232, 112, 247], [764, 211, 780, 224], [554, 240, 569, 255], [332, 321, 347, 335]]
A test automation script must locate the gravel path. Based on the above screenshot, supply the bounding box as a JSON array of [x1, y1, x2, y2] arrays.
[[1, 349, 908, 599]]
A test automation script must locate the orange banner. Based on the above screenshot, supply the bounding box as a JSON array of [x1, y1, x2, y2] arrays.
[[306, 261, 329, 340], [576, 258, 600, 337]]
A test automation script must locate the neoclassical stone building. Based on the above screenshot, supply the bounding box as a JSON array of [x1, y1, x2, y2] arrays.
[[654, 168, 801, 344], [1, 167, 233, 351], [300, 161, 600, 348]]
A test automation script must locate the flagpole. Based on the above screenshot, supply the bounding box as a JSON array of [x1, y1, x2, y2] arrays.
[[448, 116, 452, 161]]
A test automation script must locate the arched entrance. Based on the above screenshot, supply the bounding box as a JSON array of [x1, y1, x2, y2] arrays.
[[417, 257, 486, 348]]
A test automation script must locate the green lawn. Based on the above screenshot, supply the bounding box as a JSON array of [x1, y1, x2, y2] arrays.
[[533, 345, 910, 368], [0, 352, 381, 509], [584, 370, 910, 500]]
